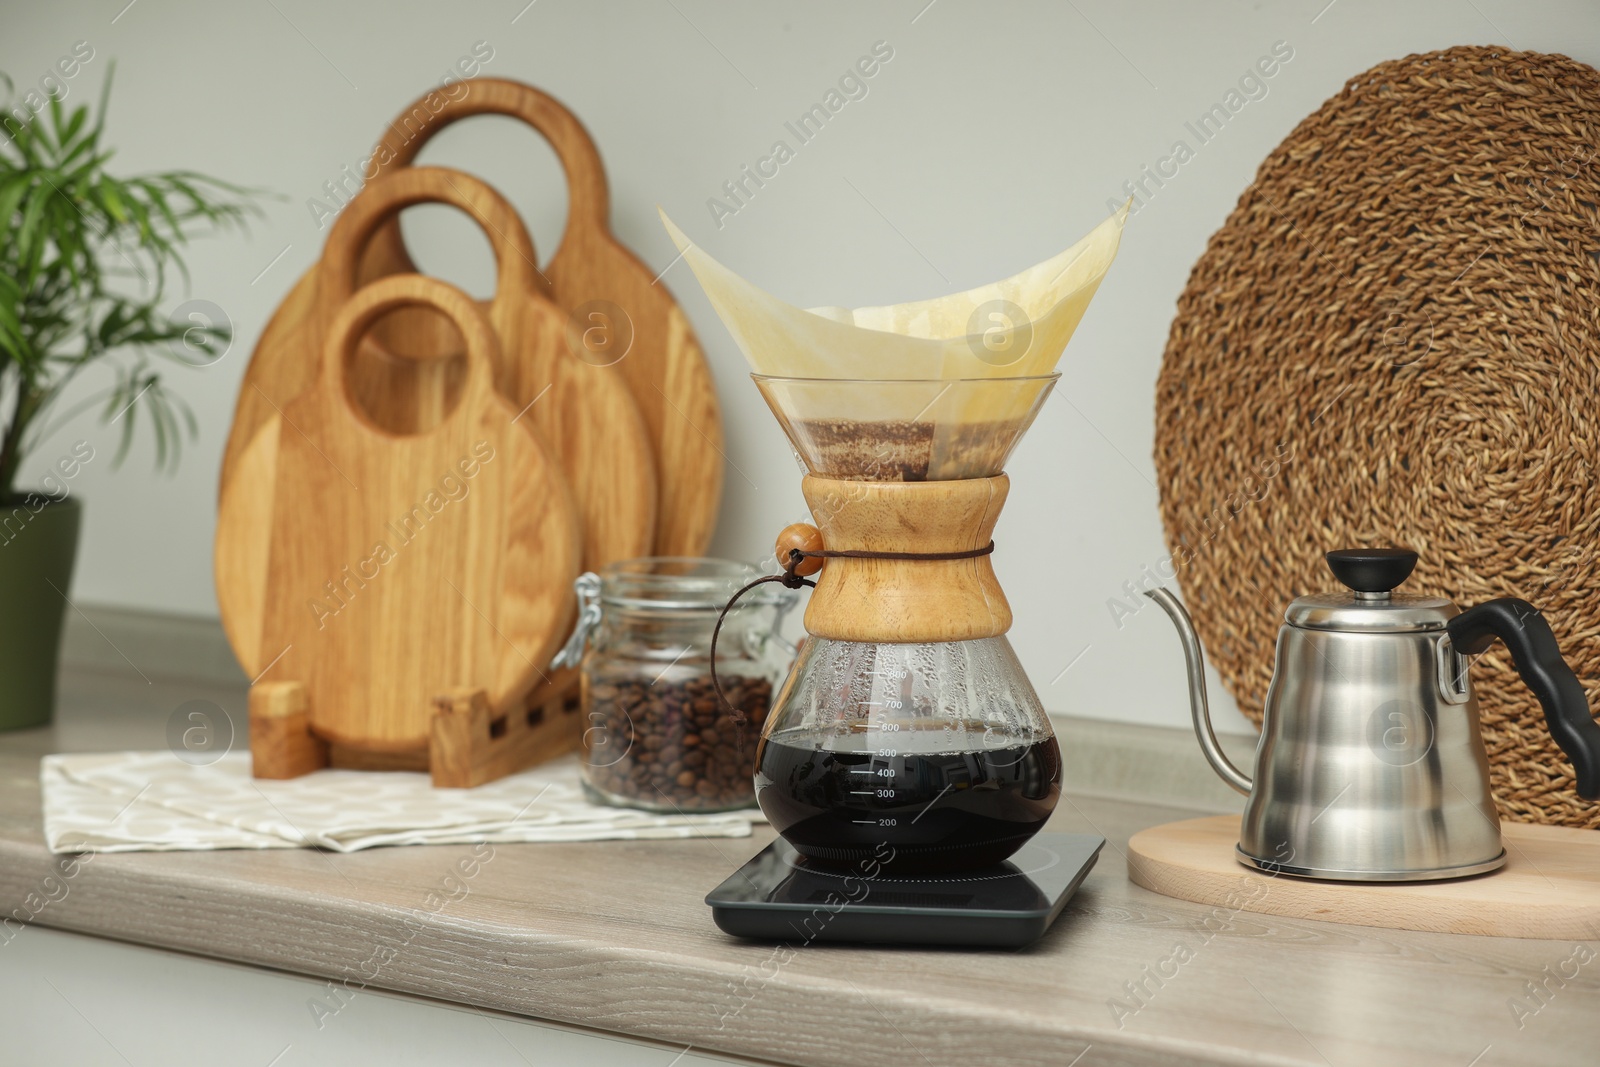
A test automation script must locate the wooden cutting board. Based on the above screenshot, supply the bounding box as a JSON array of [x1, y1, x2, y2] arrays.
[[216, 275, 580, 751], [355, 77, 724, 558], [1128, 814, 1600, 940], [218, 167, 655, 674], [320, 168, 655, 566]]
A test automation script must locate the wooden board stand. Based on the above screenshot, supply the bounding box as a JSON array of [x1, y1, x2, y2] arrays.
[[1128, 814, 1600, 940], [251, 682, 581, 788]]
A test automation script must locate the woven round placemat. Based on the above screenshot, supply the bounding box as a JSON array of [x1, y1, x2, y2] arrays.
[[1155, 46, 1600, 828]]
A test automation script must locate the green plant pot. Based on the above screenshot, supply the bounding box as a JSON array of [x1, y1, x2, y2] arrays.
[[0, 494, 82, 731]]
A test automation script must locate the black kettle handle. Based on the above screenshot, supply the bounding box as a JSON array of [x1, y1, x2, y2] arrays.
[[1447, 598, 1600, 800]]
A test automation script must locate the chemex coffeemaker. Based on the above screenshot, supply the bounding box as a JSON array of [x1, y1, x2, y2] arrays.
[[662, 206, 1128, 880], [749, 374, 1063, 873], [1148, 548, 1600, 882]]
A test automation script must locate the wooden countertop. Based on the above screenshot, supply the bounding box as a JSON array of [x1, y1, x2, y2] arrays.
[[2, 668, 1596, 1067]]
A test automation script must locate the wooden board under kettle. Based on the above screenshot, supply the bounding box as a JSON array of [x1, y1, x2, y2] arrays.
[[216, 275, 581, 758], [1128, 815, 1600, 940], [353, 77, 724, 558]]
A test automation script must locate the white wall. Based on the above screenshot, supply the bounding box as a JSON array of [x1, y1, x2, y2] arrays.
[[6, 1, 1598, 734]]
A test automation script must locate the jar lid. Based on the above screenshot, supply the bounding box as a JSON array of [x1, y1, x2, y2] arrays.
[[599, 557, 777, 612], [1284, 548, 1458, 633]]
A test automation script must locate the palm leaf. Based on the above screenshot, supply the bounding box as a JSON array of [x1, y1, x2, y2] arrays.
[[0, 61, 264, 497]]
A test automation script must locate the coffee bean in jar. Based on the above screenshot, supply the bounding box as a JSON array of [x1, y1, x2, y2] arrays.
[[552, 558, 796, 813], [582, 672, 775, 810]]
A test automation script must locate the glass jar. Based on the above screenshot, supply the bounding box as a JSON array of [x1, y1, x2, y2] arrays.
[[553, 558, 797, 812]]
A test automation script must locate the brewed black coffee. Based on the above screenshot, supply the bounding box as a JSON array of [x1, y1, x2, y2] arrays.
[[755, 724, 1061, 873]]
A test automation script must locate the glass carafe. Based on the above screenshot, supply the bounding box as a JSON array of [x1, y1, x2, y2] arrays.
[[749, 375, 1062, 873], [757, 637, 1059, 872]]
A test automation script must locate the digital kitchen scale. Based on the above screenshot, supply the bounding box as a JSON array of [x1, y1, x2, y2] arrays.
[[705, 832, 1105, 949]]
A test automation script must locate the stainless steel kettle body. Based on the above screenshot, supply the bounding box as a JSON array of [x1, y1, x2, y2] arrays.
[[1147, 548, 1600, 882], [1240, 621, 1503, 879]]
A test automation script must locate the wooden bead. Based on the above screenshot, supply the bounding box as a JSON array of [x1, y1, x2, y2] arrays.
[[775, 523, 825, 577]]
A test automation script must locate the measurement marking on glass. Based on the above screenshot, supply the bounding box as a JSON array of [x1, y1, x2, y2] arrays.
[[852, 819, 877, 825], [912, 783, 953, 823], [850, 790, 876, 795]]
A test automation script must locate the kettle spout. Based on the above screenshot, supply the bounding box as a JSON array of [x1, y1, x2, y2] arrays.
[[1144, 587, 1253, 796]]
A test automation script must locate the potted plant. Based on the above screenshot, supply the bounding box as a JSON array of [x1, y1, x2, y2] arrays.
[[0, 71, 259, 730]]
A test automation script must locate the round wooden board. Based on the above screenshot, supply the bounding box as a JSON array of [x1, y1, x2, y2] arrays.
[[1128, 815, 1600, 940], [357, 77, 723, 558], [222, 167, 655, 558], [216, 276, 580, 752]]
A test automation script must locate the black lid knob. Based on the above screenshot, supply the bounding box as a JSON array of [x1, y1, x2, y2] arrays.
[[1326, 548, 1418, 593]]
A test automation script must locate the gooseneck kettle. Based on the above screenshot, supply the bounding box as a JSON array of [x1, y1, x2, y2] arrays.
[[1146, 548, 1600, 882]]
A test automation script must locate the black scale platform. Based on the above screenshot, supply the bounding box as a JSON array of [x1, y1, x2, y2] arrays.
[[705, 832, 1105, 949]]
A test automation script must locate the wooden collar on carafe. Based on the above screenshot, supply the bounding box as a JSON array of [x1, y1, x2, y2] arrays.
[[780, 474, 1012, 644]]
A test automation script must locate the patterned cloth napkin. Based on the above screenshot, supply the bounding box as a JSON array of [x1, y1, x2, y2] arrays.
[[39, 752, 764, 854]]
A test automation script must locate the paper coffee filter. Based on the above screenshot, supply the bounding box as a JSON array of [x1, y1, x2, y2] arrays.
[[659, 202, 1128, 382]]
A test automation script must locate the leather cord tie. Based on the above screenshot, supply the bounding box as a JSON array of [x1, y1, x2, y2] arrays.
[[708, 541, 997, 741]]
